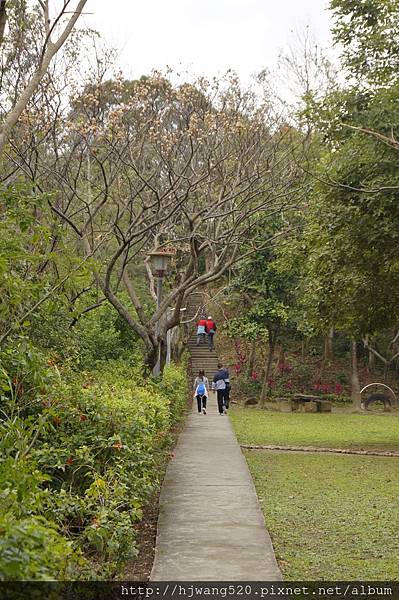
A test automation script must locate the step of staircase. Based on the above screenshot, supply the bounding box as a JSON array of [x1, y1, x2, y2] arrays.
[[190, 370, 218, 380], [186, 291, 220, 385], [188, 345, 217, 351], [190, 361, 219, 365], [190, 361, 217, 366]]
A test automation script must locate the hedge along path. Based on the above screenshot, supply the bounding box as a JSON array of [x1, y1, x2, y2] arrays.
[[241, 444, 399, 457]]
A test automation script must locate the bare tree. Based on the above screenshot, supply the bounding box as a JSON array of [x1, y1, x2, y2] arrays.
[[6, 72, 304, 369], [270, 26, 337, 132], [0, 0, 88, 155]]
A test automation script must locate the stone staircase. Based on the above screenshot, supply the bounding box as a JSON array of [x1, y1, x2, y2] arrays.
[[185, 291, 219, 383]]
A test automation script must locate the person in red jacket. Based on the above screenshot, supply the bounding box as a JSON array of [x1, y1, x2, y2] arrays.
[[196, 315, 207, 346], [205, 316, 217, 351]]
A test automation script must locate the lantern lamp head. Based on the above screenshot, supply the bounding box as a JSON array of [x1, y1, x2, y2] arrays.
[[149, 247, 176, 277]]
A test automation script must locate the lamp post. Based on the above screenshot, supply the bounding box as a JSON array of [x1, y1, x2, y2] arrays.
[[149, 248, 176, 376]]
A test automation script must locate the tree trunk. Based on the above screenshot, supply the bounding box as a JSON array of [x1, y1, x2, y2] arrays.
[[260, 334, 276, 407], [204, 250, 213, 273], [274, 344, 285, 373], [172, 328, 182, 361], [324, 327, 334, 361], [368, 350, 375, 374], [383, 362, 390, 382], [351, 340, 362, 409], [159, 337, 167, 373], [247, 340, 257, 378], [0, 1, 6, 47], [301, 337, 310, 360], [365, 334, 375, 374]]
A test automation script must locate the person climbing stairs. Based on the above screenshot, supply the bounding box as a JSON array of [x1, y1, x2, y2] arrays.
[[184, 291, 219, 384]]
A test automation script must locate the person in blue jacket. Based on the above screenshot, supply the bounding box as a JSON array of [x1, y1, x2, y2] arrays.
[[212, 363, 230, 415]]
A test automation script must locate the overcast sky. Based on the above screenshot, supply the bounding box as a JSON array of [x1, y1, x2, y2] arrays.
[[83, 0, 334, 84]]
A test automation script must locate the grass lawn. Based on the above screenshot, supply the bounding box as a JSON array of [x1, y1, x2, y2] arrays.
[[230, 408, 399, 579], [230, 408, 399, 451], [245, 450, 399, 579]]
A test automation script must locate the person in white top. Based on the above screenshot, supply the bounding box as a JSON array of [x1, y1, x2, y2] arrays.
[[193, 369, 209, 415], [211, 363, 230, 415]]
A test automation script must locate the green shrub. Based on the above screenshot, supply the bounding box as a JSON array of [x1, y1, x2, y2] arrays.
[[159, 359, 189, 422], [336, 371, 349, 385], [0, 514, 85, 581], [293, 362, 313, 385], [325, 393, 352, 405], [0, 355, 188, 579], [0, 458, 87, 580], [235, 377, 262, 398], [30, 301, 141, 371]]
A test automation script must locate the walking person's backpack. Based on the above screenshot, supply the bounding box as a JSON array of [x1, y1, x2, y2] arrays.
[[197, 381, 206, 396]]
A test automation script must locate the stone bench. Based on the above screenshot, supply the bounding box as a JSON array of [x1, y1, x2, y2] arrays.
[[278, 395, 332, 413]]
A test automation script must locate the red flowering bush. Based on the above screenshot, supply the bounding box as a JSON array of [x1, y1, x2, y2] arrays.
[[334, 383, 343, 394], [234, 341, 247, 374], [277, 361, 292, 373]]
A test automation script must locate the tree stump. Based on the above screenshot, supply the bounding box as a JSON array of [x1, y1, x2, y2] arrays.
[[244, 398, 258, 406]]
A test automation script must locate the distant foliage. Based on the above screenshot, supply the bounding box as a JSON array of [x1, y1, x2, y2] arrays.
[[330, 0, 399, 85]]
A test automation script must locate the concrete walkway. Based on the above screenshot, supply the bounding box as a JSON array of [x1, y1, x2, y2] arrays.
[[150, 398, 282, 581]]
